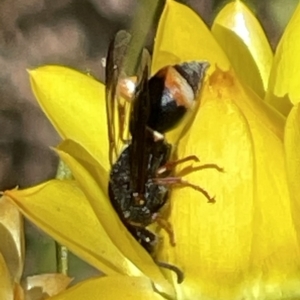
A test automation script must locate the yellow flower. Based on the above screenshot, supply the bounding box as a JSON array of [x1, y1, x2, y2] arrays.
[[0, 196, 24, 300], [0, 196, 71, 300], [266, 3, 300, 114], [3, 0, 300, 299]]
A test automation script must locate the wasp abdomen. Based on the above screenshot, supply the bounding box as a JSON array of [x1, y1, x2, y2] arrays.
[[147, 61, 209, 133]]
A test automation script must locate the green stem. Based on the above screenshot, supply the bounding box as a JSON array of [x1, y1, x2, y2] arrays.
[[124, 0, 162, 75], [55, 159, 73, 274], [55, 242, 68, 275]]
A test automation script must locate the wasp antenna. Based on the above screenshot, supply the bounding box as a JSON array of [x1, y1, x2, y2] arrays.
[[155, 260, 185, 284]]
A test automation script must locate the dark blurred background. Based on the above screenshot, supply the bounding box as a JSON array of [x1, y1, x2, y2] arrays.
[[0, 0, 297, 285]]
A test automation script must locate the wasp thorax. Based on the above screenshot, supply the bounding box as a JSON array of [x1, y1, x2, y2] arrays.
[[132, 192, 145, 205]]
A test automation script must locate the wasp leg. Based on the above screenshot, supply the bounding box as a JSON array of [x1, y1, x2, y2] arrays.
[[117, 103, 131, 144], [118, 76, 137, 101], [152, 177, 215, 203], [157, 155, 224, 177], [152, 213, 176, 246], [156, 155, 200, 175], [127, 226, 157, 254], [127, 225, 184, 283], [118, 76, 137, 144], [155, 260, 184, 284], [177, 163, 224, 178]]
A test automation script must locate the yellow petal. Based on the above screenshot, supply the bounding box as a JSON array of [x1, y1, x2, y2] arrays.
[[29, 66, 110, 172], [46, 276, 165, 300], [13, 283, 24, 300], [0, 252, 13, 300], [0, 224, 21, 283], [160, 70, 300, 299], [237, 82, 285, 141], [227, 72, 300, 298], [212, 0, 273, 98], [162, 71, 254, 298], [56, 139, 107, 193], [0, 196, 24, 282], [55, 141, 175, 296], [266, 2, 300, 112], [4, 181, 133, 276], [152, 0, 230, 74], [285, 104, 300, 242], [25, 273, 72, 297]]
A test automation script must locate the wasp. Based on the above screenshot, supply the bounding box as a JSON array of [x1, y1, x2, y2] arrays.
[[105, 30, 220, 283]]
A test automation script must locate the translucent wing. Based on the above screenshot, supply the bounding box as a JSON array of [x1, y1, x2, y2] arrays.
[[105, 30, 132, 165], [105, 30, 151, 166]]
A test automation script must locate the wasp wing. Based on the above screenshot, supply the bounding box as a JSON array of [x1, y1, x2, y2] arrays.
[[105, 30, 132, 165], [129, 55, 151, 197]]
